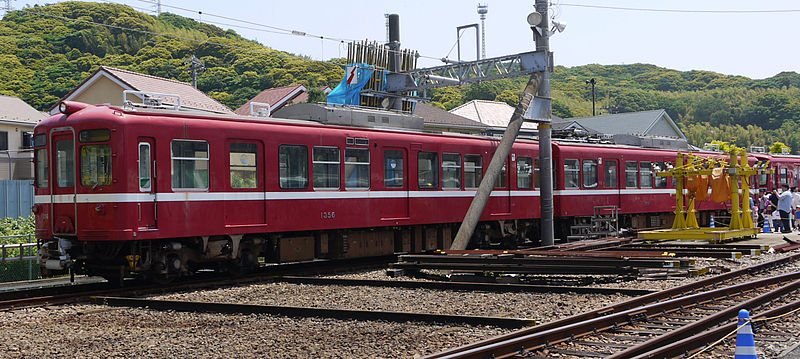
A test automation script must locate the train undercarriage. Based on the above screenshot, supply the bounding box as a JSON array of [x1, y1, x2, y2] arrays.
[[38, 209, 720, 283]]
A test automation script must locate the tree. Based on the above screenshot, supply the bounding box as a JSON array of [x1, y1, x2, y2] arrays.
[[306, 88, 326, 104], [769, 141, 791, 154]]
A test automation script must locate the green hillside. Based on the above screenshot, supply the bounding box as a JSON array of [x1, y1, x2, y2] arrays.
[[1, 2, 800, 151], [0, 1, 344, 111]]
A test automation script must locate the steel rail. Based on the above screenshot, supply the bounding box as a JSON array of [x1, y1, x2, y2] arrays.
[[428, 271, 800, 359], [422, 252, 800, 359], [609, 278, 800, 358], [628, 298, 800, 358], [390, 262, 637, 275], [397, 254, 685, 268], [277, 276, 657, 296], [92, 296, 536, 329], [1, 255, 396, 311]]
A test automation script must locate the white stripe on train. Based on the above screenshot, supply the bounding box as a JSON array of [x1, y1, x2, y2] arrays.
[[35, 188, 675, 204]]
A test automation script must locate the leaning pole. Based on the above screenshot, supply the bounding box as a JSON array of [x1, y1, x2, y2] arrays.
[[450, 0, 554, 250], [449, 74, 540, 250]]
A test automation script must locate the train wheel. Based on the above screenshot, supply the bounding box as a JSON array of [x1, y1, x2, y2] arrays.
[[151, 255, 181, 284], [228, 250, 257, 276]]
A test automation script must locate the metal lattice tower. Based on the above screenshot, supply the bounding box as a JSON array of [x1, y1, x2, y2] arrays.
[[384, 13, 390, 43], [477, 3, 488, 59], [155, 0, 161, 16], [2, 0, 12, 15]]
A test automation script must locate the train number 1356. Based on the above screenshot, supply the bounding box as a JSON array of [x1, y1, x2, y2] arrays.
[[321, 211, 336, 219]]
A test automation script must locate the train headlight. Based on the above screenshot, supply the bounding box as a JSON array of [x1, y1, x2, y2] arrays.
[[58, 102, 68, 113]]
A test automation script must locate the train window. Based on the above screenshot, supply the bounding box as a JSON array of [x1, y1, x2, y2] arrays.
[[494, 161, 507, 188], [442, 153, 461, 189], [172, 140, 209, 190], [780, 167, 788, 186], [313, 147, 340, 190], [517, 157, 533, 189], [625, 161, 638, 188], [345, 148, 370, 189], [230, 143, 258, 189], [55, 139, 74, 188], [533, 158, 540, 189], [279, 145, 309, 189], [80, 145, 112, 187], [582, 160, 598, 188], [33, 134, 46, 147], [78, 129, 111, 143], [465, 154, 483, 189], [564, 159, 579, 189], [418, 151, 439, 189], [604, 160, 617, 188], [760, 172, 768, 186], [639, 162, 653, 188], [384, 150, 404, 188], [654, 162, 668, 188], [139, 143, 151, 191], [35, 148, 48, 188]]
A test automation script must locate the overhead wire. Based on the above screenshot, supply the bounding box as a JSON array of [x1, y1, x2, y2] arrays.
[[127, 0, 442, 61], [558, 3, 800, 14]]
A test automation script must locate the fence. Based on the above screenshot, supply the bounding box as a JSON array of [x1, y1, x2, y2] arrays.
[[0, 180, 34, 218], [0, 235, 39, 282]]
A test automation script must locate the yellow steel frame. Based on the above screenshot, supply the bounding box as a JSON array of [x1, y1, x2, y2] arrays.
[[639, 151, 771, 242]]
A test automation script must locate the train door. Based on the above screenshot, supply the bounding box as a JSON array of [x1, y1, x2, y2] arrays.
[[50, 129, 77, 235], [225, 140, 266, 226], [601, 158, 621, 210], [137, 138, 157, 229], [381, 147, 409, 219], [491, 158, 511, 215]]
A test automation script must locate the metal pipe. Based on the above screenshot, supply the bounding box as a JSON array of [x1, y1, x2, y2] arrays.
[[450, 74, 539, 250]]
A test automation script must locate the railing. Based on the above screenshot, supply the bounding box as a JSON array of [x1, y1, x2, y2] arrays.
[[0, 235, 37, 262]]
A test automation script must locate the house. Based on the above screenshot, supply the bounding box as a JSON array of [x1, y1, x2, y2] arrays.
[[0, 95, 47, 180], [413, 103, 488, 134], [50, 66, 233, 115], [235, 85, 331, 117], [449, 100, 543, 137], [552, 109, 689, 149]]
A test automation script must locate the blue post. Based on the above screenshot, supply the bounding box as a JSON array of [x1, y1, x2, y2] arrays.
[[735, 309, 758, 359]]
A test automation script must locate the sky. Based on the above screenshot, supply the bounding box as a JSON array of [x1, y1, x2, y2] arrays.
[[13, 0, 800, 79]]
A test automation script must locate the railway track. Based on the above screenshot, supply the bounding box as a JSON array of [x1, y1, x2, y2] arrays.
[[0, 255, 395, 311], [423, 253, 800, 359]]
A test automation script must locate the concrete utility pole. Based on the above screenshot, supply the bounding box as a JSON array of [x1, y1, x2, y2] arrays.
[[536, 0, 555, 246], [184, 55, 204, 89], [451, 0, 554, 250]]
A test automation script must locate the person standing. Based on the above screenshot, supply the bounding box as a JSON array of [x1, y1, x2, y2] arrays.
[[793, 186, 800, 231], [778, 184, 793, 233]]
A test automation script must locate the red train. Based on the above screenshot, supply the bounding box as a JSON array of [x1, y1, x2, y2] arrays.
[[33, 101, 798, 281]]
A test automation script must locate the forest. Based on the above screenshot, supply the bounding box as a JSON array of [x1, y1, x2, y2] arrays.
[[1, 2, 799, 152]]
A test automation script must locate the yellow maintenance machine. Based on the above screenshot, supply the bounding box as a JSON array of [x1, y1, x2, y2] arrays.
[[639, 151, 771, 242]]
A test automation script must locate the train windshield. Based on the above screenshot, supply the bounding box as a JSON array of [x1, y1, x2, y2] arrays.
[[80, 145, 112, 187]]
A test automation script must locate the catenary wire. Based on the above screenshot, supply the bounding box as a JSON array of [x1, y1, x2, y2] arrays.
[[558, 3, 800, 14]]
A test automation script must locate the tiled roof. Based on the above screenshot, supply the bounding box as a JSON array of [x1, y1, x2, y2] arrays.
[[0, 95, 46, 124], [414, 103, 487, 128], [100, 66, 233, 114], [234, 84, 307, 116], [449, 100, 538, 129], [554, 109, 684, 139]]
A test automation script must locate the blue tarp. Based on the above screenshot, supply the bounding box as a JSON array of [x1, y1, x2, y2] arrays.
[[327, 63, 374, 106]]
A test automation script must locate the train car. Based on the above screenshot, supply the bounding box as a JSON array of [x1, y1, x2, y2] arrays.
[[33, 101, 542, 280], [35, 100, 800, 281]]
